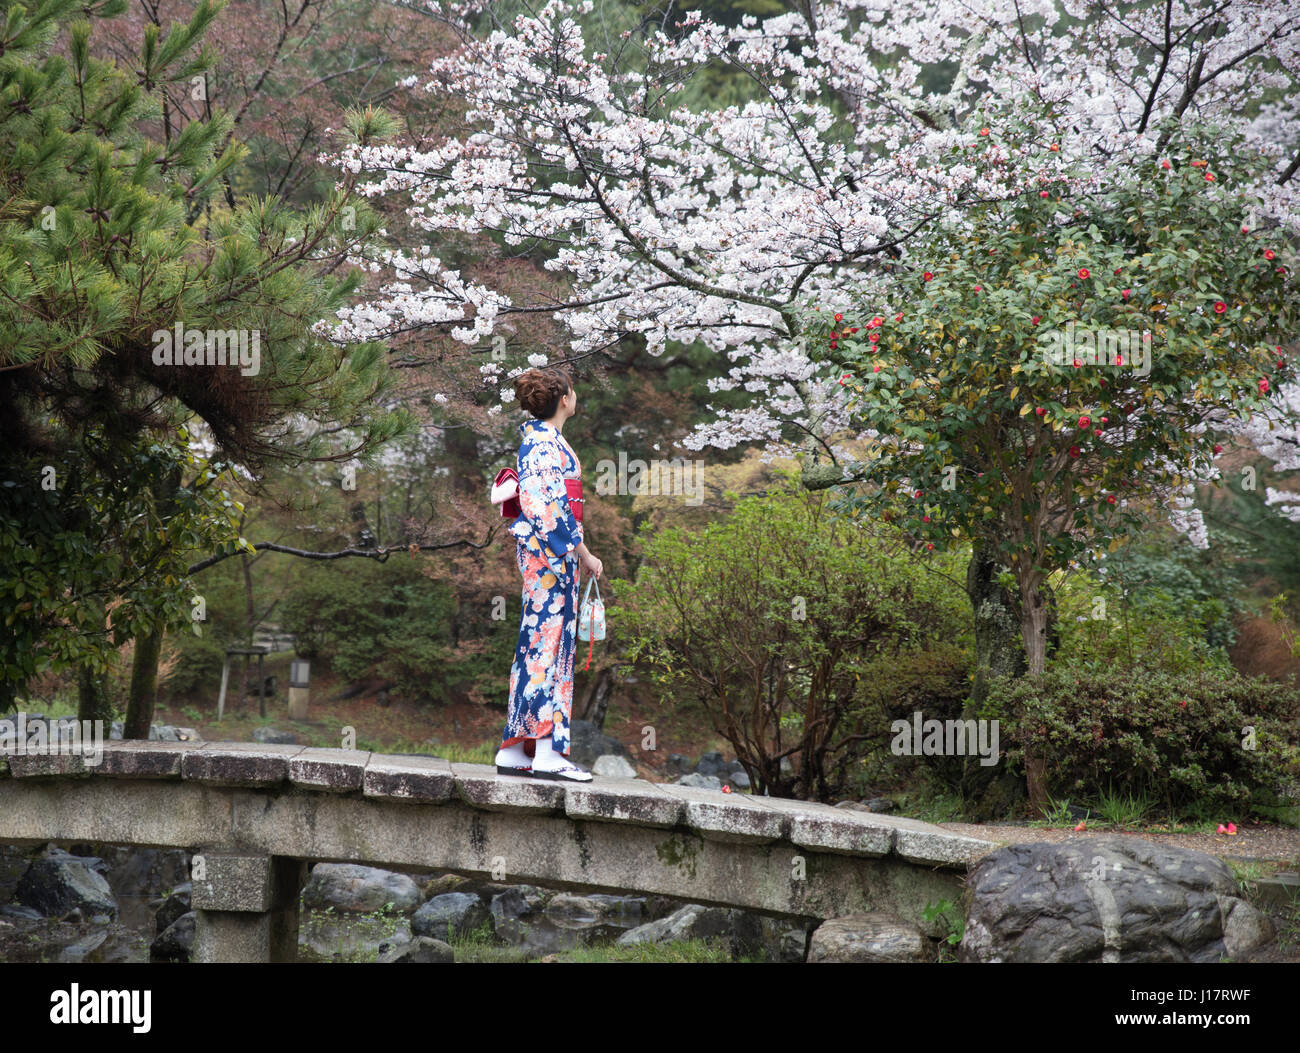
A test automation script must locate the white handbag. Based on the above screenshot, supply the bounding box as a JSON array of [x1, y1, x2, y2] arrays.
[[578, 576, 606, 642]]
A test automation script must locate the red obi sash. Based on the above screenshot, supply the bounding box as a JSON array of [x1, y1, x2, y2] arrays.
[[565, 477, 584, 523], [493, 467, 583, 524]]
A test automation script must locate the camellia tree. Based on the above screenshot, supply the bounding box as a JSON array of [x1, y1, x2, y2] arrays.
[[810, 108, 1299, 805]]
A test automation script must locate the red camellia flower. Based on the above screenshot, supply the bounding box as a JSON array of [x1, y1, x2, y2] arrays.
[[923, 271, 933, 281], [1114, 268, 1122, 275], [1073, 359, 1082, 368], [922, 515, 931, 522], [914, 490, 922, 498], [1078, 415, 1091, 428], [1115, 355, 1124, 366], [1121, 289, 1130, 300], [895, 312, 904, 322], [1077, 267, 1090, 279], [925, 543, 934, 551], [1213, 301, 1227, 314], [1031, 315, 1040, 325], [1040, 190, 1049, 198], [980, 127, 989, 136], [1160, 159, 1171, 169], [829, 340, 837, 349], [1213, 444, 1223, 454], [1100, 417, 1108, 424], [1069, 446, 1081, 458], [834, 313, 843, 322], [1259, 378, 1269, 393], [873, 364, 882, 373], [869, 316, 883, 328], [1204, 172, 1215, 181], [831, 332, 838, 339], [1242, 226, 1249, 234], [1106, 495, 1116, 504], [1035, 407, 1046, 417], [868, 332, 880, 343], [1094, 428, 1102, 436], [1191, 159, 1205, 167], [1264, 249, 1276, 260], [973, 285, 982, 292]]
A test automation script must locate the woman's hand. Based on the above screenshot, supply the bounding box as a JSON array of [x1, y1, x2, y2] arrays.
[[578, 545, 603, 580]]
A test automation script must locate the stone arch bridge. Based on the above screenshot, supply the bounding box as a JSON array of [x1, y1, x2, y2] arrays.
[[0, 741, 993, 961]]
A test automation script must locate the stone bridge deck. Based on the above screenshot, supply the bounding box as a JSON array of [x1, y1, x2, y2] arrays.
[[0, 741, 994, 961]]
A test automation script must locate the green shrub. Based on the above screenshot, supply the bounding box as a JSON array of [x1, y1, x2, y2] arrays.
[[279, 559, 461, 703], [616, 486, 973, 800], [983, 667, 1300, 817], [165, 631, 228, 699]]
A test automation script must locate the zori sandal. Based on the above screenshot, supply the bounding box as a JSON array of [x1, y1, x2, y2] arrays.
[[530, 762, 593, 782]]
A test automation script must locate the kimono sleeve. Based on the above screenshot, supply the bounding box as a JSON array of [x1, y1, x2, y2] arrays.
[[517, 437, 582, 558]]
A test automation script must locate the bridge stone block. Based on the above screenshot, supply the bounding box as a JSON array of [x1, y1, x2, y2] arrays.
[[100, 740, 202, 778], [892, 823, 994, 867], [181, 743, 304, 787], [451, 763, 566, 813], [289, 749, 371, 793], [659, 783, 786, 844], [362, 754, 455, 803], [193, 854, 307, 963], [564, 777, 684, 828], [736, 795, 894, 857], [193, 853, 274, 912], [6, 751, 96, 777]]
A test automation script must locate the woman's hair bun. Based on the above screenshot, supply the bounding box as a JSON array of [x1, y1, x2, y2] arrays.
[[514, 367, 573, 419]]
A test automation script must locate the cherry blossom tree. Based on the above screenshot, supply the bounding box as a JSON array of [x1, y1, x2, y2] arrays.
[[323, 0, 1300, 746]]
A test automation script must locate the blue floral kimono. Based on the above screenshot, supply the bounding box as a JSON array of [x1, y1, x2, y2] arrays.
[[501, 419, 583, 756]]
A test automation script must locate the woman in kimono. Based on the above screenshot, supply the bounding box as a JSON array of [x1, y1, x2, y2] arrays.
[[494, 367, 603, 781]]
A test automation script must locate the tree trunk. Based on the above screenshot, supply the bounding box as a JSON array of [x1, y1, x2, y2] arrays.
[[75, 596, 113, 724], [1019, 574, 1052, 813], [965, 542, 1027, 714], [123, 629, 164, 739], [961, 543, 1028, 810], [124, 464, 182, 738], [580, 666, 613, 728]]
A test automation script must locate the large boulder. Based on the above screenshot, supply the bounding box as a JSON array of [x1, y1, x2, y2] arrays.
[[962, 836, 1274, 963], [694, 751, 727, 777], [617, 903, 743, 951], [592, 754, 637, 778], [675, 773, 723, 791], [490, 886, 550, 943], [569, 720, 625, 768], [301, 864, 422, 914], [155, 884, 192, 934], [808, 914, 934, 963], [411, 892, 489, 942], [377, 937, 455, 963], [150, 912, 196, 963], [15, 846, 118, 920]]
